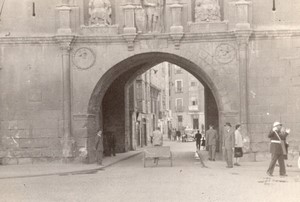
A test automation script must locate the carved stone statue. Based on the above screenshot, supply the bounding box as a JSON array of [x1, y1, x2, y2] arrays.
[[141, 0, 165, 33], [89, 0, 112, 26], [195, 0, 221, 22], [135, 5, 146, 33]]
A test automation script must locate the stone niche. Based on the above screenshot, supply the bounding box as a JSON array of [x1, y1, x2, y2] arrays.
[[188, 0, 228, 33], [80, 0, 119, 35]]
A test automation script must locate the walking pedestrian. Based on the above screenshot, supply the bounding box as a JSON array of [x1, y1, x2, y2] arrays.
[[280, 126, 289, 160], [200, 130, 206, 150], [176, 130, 181, 142], [206, 124, 217, 161], [107, 132, 116, 156], [195, 130, 202, 150], [152, 127, 163, 165], [234, 124, 243, 166], [223, 122, 234, 168], [172, 128, 176, 141], [266, 121, 290, 177], [95, 130, 104, 165]]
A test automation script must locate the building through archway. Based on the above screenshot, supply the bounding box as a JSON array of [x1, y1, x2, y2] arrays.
[[86, 52, 221, 162]]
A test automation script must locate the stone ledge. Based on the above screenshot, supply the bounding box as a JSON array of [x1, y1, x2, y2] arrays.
[[188, 21, 228, 33], [80, 25, 119, 36]]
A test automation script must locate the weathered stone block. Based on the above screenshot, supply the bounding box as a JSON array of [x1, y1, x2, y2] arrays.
[[32, 129, 59, 138], [291, 76, 300, 86], [73, 128, 88, 138], [80, 25, 119, 35], [18, 158, 33, 164], [2, 158, 18, 165], [32, 119, 59, 129], [249, 115, 262, 124], [75, 137, 87, 147], [188, 21, 228, 33], [251, 142, 269, 153], [18, 138, 61, 149]]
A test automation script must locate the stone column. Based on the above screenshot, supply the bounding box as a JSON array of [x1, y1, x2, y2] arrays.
[[56, 36, 75, 161], [122, 3, 137, 50], [170, 2, 184, 49], [235, 0, 252, 136]]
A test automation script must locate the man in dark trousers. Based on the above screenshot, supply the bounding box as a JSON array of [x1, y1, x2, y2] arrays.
[[223, 122, 234, 168], [267, 121, 290, 177], [206, 124, 217, 161], [95, 130, 104, 165], [107, 132, 116, 156], [195, 130, 202, 150]]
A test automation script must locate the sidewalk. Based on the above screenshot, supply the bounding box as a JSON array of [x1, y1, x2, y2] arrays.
[[0, 150, 142, 179]]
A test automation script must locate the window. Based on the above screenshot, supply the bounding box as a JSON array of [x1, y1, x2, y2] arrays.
[[175, 80, 183, 93], [190, 97, 197, 106], [190, 81, 196, 87], [175, 98, 183, 112], [177, 115, 183, 122]]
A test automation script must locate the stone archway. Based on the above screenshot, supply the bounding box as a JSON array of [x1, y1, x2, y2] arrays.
[[85, 52, 239, 163]]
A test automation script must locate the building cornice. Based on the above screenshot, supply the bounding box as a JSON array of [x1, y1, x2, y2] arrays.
[[1, 29, 300, 45], [0, 36, 56, 45], [250, 29, 300, 40]]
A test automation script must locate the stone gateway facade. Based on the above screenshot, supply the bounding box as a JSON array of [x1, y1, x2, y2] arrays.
[[0, 0, 300, 164]]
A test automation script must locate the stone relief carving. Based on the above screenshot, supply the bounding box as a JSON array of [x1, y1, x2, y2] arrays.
[[88, 0, 112, 26], [215, 43, 236, 64], [73, 47, 96, 70], [195, 0, 221, 22]]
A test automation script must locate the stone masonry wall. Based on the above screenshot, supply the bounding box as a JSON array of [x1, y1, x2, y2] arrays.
[[248, 34, 300, 160], [0, 43, 64, 164]]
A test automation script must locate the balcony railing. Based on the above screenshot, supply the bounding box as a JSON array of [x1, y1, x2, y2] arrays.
[[188, 105, 199, 111]]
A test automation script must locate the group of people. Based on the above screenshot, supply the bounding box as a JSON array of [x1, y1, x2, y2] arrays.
[[222, 123, 244, 168], [195, 123, 244, 168], [95, 121, 291, 177], [198, 121, 291, 177]]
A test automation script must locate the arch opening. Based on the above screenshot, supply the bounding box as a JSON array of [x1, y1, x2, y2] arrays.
[[86, 52, 222, 163]]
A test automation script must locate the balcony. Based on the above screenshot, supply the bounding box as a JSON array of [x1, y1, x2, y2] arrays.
[[188, 105, 199, 111]]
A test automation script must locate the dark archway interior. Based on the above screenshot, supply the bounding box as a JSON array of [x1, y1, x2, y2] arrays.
[[87, 52, 220, 162]]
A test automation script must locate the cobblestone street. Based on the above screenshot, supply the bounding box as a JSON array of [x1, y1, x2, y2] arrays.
[[1, 141, 300, 202]]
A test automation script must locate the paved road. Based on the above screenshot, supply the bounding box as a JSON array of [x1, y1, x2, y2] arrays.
[[1, 141, 300, 202]]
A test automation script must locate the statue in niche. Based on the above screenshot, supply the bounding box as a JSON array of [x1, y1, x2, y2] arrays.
[[135, 4, 146, 33], [195, 0, 221, 22], [141, 0, 165, 33], [88, 0, 112, 26]]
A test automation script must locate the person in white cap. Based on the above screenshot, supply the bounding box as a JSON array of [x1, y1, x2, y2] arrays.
[[266, 121, 290, 177]]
